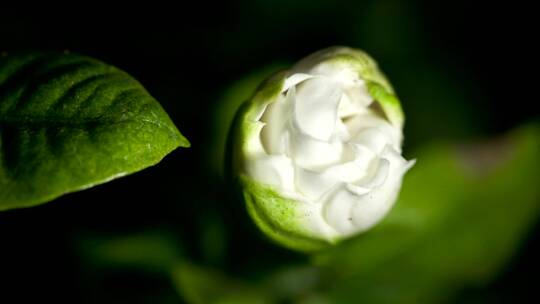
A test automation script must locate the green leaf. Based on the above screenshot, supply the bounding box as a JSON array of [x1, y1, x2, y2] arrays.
[[0, 52, 189, 210], [312, 124, 540, 303]]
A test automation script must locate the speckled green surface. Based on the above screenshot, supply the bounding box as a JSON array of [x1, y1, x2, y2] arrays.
[[240, 174, 331, 252], [0, 52, 189, 210]]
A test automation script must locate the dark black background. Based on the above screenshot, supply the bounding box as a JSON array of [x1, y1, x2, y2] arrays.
[[0, 1, 538, 303]]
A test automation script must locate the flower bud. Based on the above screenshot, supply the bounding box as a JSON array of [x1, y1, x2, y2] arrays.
[[229, 47, 415, 251]]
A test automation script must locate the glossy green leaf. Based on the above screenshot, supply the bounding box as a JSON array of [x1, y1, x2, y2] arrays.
[[0, 52, 189, 210], [311, 124, 540, 303]]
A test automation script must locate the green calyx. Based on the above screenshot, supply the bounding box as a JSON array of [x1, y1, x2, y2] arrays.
[[0, 51, 189, 210], [240, 174, 332, 252]]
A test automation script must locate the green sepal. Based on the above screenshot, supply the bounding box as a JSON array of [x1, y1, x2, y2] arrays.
[[239, 174, 333, 252]]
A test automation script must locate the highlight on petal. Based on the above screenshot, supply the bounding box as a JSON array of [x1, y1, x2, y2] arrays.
[[293, 77, 341, 141]]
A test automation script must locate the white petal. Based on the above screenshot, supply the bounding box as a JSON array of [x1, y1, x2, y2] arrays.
[[324, 144, 375, 182], [342, 80, 373, 108], [288, 122, 344, 169], [352, 128, 391, 154], [337, 93, 363, 118], [350, 189, 396, 232], [293, 77, 342, 141], [356, 158, 390, 189], [246, 155, 295, 192], [283, 73, 314, 92], [347, 112, 401, 151], [350, 147, 414, 230], [295, 167, 337, 198], [260, 88, 294, 154], [325, 161, 368, 183], [334, 116, 351, 141], [294, 153, 370, 199], [322, 185, 357, 235]]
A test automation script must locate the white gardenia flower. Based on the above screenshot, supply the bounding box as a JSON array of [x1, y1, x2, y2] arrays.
[[230, 47, 415, 251]]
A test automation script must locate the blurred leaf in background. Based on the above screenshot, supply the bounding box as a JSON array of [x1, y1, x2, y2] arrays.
[[77, 231, 184, 303], [173, 262, 271, 304], [79, 231, 183, 273]]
